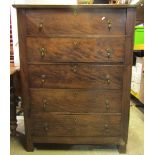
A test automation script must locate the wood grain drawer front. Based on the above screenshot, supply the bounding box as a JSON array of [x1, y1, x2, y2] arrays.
[[31, 114, 121, 137], [27, 37, 125, 63], [30, 89, 122, 113], [26, 8, 126, 35], [28, 64, 123, 89]]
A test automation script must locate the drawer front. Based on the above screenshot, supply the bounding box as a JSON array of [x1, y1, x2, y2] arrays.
[[26, 8, 126, 35], [30, 89, 122, 113], [31, 114, 121, 137], [28, 64, 123, 89], [27, 37, 125, 63]]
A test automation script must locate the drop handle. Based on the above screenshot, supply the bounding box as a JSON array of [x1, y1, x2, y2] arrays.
[[104, 124, 108, 129], [41, 75, 46, 87], [107, 19, 112, 31], [107, 51, 111, 58], [105, 99, 110, 110], [41, 79, 45, 84], [107, 79, 110, 84], [106, 74, 110, 84], [104, 124, 110, 134], [105, 48, 113, 59], [72, 65, 77, 73], [44, 123, 49, 131], [39, 22, 43, 31], [43, 99, 48, 111], [40, 47, 46, 58]]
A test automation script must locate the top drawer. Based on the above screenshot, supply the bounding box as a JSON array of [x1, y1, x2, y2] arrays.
[[26, 8, 126, 35]]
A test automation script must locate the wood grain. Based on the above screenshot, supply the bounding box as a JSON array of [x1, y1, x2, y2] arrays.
[[26, 37, 125, 63], [30, 89, 122, 113], [26, 8, 126, 35], [15, 5, 136, 152], [31, 114, 121, 137], [17, 9, 34, 151], [28, 64, 123, 89], [120, 8, 136, 148]]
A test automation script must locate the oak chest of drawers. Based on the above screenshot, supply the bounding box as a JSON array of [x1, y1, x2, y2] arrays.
[[14, 4, 136, 153]]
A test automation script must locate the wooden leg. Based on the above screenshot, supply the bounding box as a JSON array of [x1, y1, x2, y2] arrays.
[[25, 140, 34, 152], [10, 87, 17, 136], [117, 144, 126, 153], [26, 145, 34, 152]]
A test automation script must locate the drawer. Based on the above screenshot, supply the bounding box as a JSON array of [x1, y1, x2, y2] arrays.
[[30, 89, 122, 113], [26, 37, 125, 63], [26, 8, 126, 35], [31, 114, 121, 137], [28, 64, 123, 89]]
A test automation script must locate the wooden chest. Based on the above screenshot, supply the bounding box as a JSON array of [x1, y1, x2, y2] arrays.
[[14, 4, 136, 153]]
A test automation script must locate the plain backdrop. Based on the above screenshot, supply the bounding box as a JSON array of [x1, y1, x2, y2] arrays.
[[0, 1, 154, 155]]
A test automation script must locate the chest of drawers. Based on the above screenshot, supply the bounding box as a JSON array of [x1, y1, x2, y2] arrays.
[[14, 4, 136, 153]]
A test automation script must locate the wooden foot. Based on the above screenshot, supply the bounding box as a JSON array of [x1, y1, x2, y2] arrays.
[[117, 144, 126, 153], [25, 142, 34, 152]]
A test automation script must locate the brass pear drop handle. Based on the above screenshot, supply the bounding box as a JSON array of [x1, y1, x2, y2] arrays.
[[107, 19, 112, 31], [72, 65, 77, 73], [39, 22, 43, 32], [105, 99, 110, 111], [104, 124, 108, 129], [43, 98, 48, 111], [105, 48, 113, 59], [41, 74, 46, 87], [104, 124, 109, 134], [40, 47, 46, 58], [106, 74, 110, 85]]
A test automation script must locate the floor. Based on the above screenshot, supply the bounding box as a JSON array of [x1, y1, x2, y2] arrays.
[[10, 101, 144, 155]]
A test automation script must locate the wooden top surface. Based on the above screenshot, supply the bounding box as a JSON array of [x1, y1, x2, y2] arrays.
[[10, 63, 20, 75], [13, 4, 137, 9]]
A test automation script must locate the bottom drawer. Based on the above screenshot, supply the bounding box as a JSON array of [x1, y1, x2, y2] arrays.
[[31, 114, 121, 137]]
